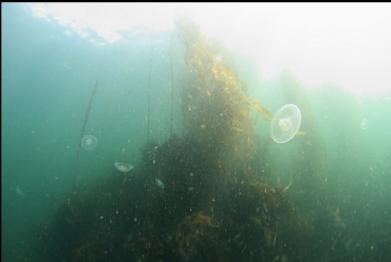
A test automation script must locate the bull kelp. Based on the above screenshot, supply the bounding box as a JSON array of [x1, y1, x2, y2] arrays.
[[12, 15, 390, 262], [26, 17, 305, 262]]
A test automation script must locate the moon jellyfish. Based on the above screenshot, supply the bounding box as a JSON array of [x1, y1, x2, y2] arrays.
[[270, 104, 302, 144], [81, 134, 98, 151], [114, 161, 134, 173]]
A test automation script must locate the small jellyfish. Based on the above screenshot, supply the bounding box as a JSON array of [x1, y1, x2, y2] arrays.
[[270, 104, 302, 144], [114, 161, 134, 173], [81, 134, 98, 151]]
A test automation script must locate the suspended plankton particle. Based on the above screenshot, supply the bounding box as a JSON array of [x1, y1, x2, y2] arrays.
[[15, 185, 24, 197], [155, 178, 165, 190], [114, 161, 134, 173], [270, 104, 302, 144], [81, 134, 98, 151], [360, 118, 369, 130]]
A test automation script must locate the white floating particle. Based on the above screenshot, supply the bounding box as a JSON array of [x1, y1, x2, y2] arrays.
[[360, 118, 369, 130], [155, 178, 165, 189]]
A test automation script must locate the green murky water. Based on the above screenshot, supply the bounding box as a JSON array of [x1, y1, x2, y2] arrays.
[[2, 4, 391, 261]]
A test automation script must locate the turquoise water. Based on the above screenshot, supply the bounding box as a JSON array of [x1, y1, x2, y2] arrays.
[[2, 4, 391, 261]]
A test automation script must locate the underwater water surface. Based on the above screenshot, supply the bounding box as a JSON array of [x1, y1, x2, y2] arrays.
[[2, 3, 391, 262]]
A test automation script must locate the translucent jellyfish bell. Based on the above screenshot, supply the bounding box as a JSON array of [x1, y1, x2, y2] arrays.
[[270, 104, 302, 144], [81, 134, 98, 151], [114, 161, 134, 173]]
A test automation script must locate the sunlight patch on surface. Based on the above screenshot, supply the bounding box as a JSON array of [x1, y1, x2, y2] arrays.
[[26, 3, 391, 94]]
